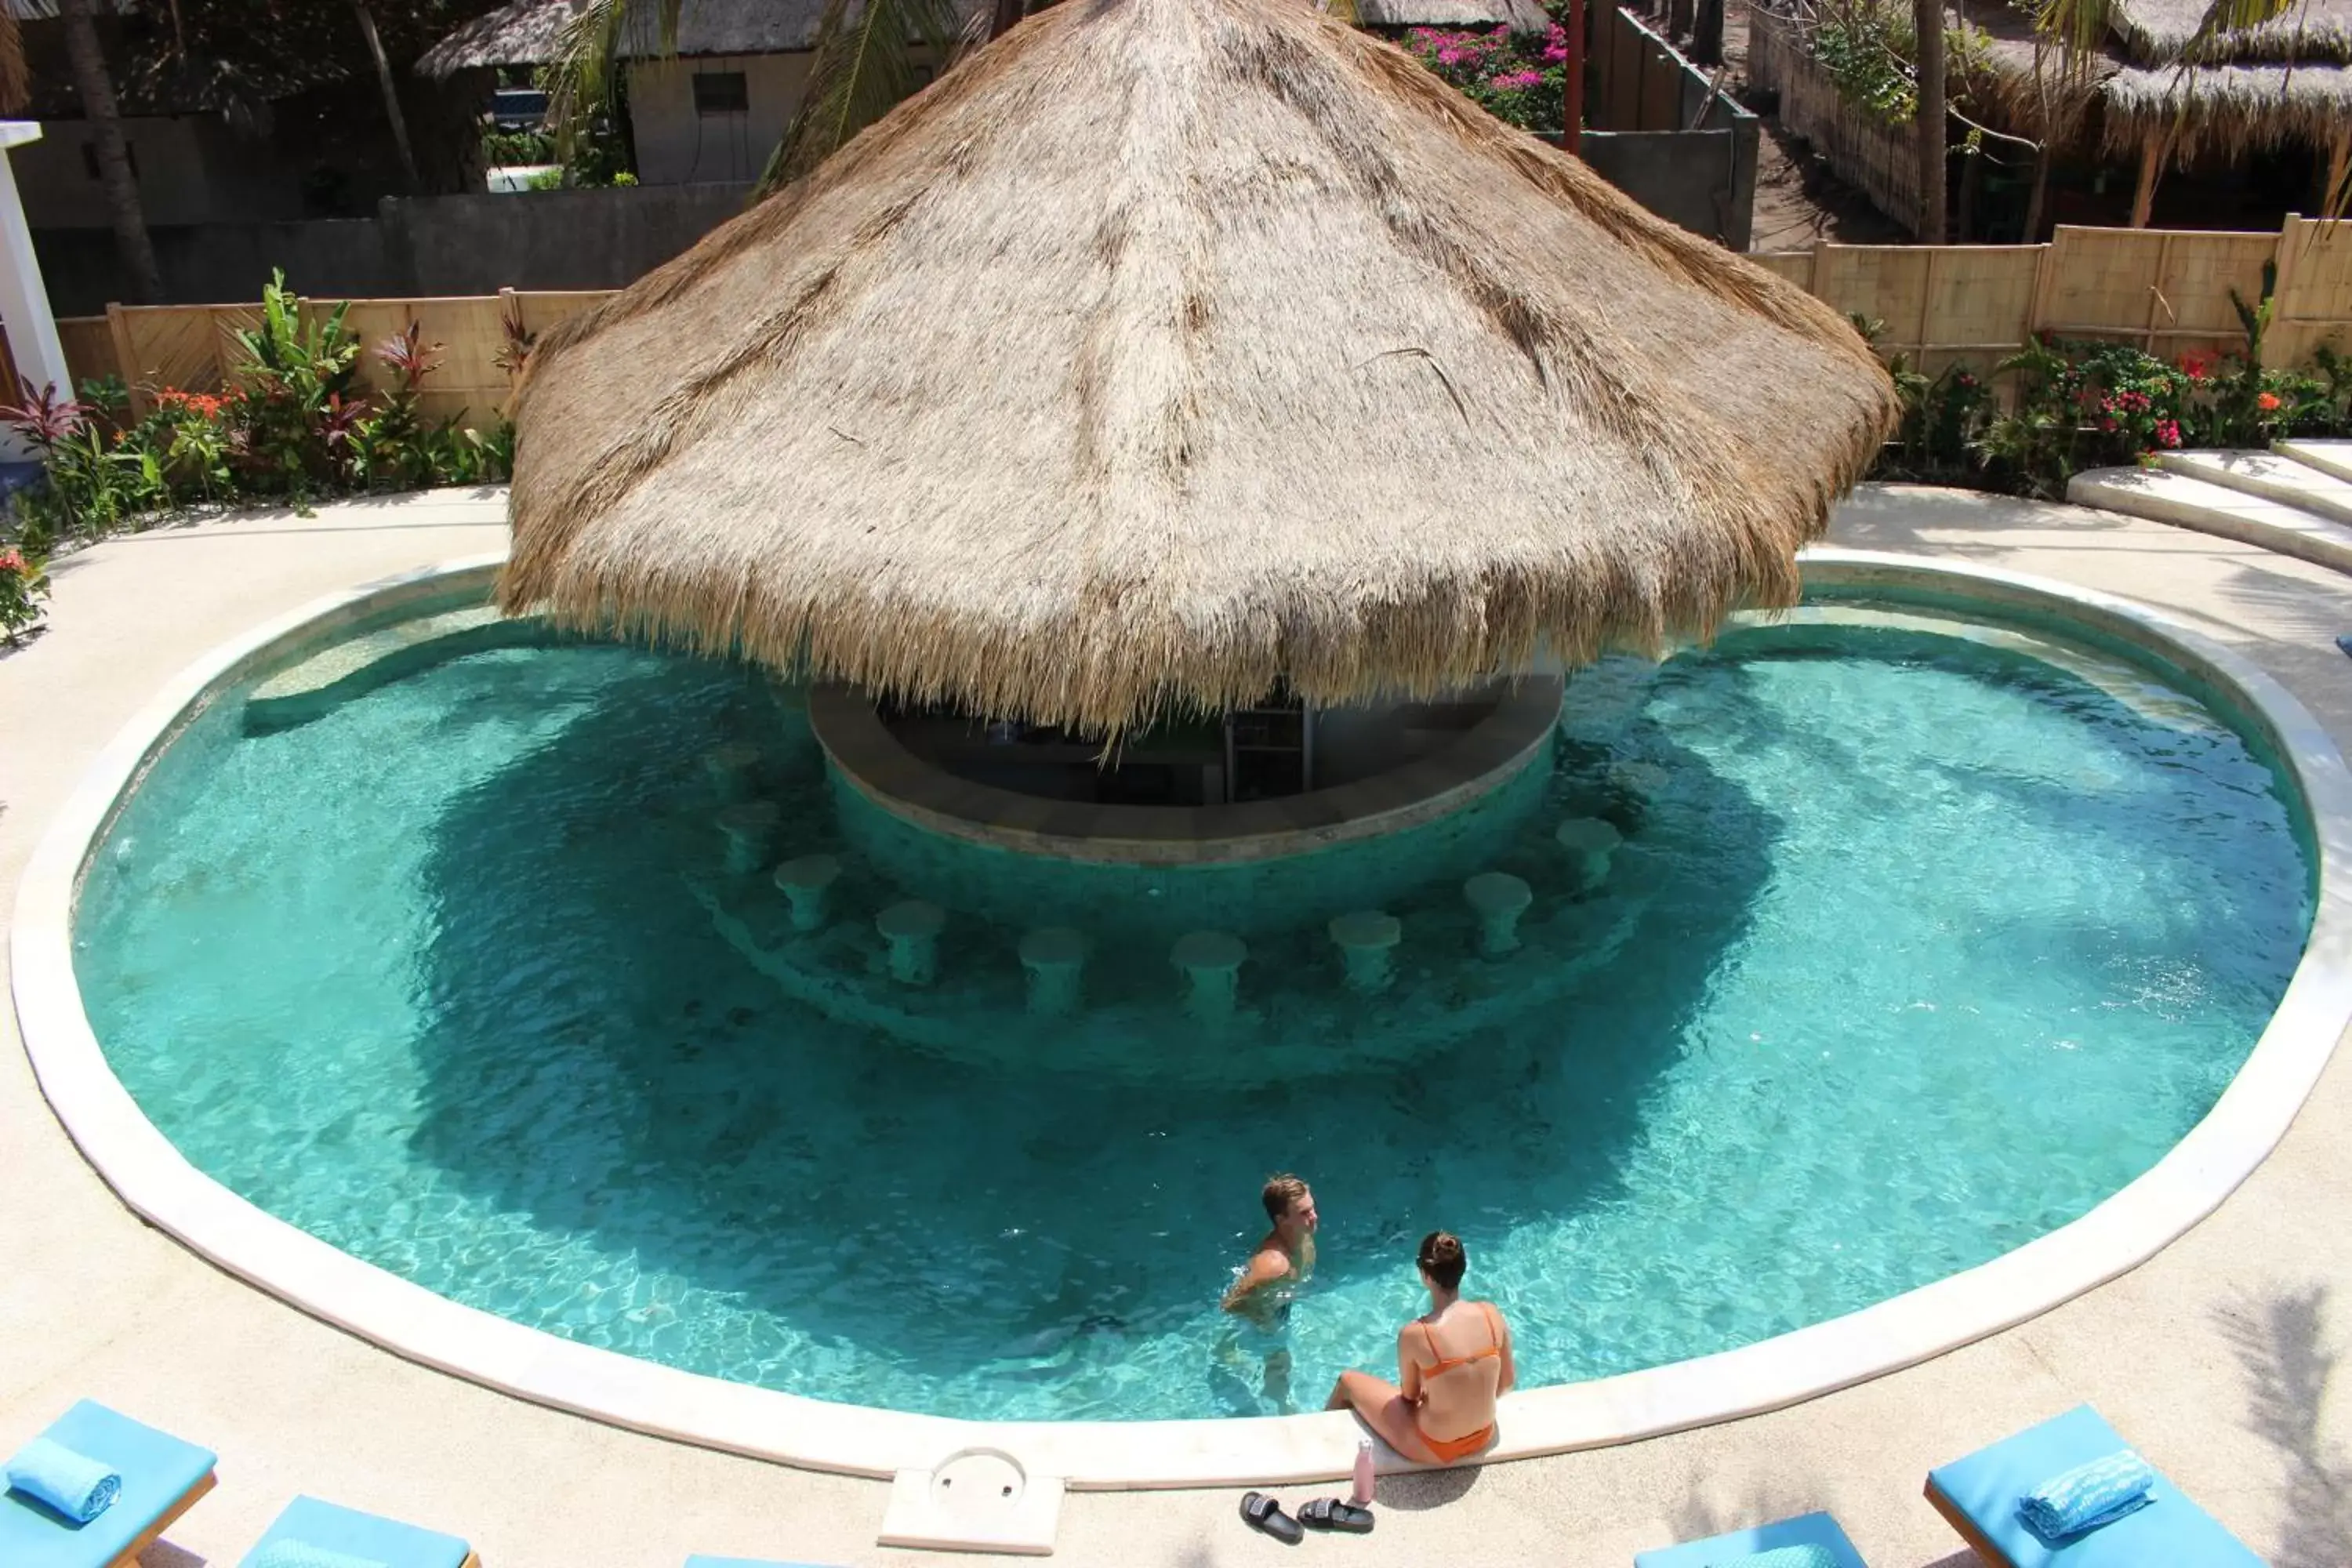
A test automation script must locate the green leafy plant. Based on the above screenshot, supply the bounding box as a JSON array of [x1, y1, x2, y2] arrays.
[[223, 270, 365, 496], [0, 538, 45, 644]]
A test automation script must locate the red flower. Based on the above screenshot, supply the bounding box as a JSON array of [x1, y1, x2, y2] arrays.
[[2177, 353, 2210, 381], [2258, 391, 2283, 412], [0, 548, 24, 573], [2155, 419, 2182, 448]]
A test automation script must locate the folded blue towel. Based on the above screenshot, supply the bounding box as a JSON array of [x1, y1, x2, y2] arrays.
[[247, 1539, 392, 1568], [1717, 1547, 1838, 1568], [4, 1435, 122, 1522], [2018, 1446, 2157, 1538]]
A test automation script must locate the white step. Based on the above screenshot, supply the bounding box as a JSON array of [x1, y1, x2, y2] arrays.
[[2066, 465, 2352, 575], [2156, 448, 2352, 524], [245, 605, 544, 731], [2275, 438, 2352, 485]]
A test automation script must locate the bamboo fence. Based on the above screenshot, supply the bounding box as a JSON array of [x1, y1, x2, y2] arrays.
[[31, 219, 2352, 429]]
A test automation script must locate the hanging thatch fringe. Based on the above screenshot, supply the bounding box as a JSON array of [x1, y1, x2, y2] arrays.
[[2107, 0, 2352, 64], [499, 0, 1896, 739], [2100, 60, 2352, 157]]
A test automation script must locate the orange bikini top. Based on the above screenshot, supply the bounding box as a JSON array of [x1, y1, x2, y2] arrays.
[[1416, 1303, 1502, 1379]]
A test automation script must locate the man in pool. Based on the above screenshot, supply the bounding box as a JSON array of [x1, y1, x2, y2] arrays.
[[1218, 1174, 1318, 1409]]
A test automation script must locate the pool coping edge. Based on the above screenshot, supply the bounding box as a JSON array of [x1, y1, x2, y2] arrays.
[[9, 544, 2348, 1491]]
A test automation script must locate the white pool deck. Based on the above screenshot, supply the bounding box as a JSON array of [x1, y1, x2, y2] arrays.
[[2, 484, 2348, 1566]]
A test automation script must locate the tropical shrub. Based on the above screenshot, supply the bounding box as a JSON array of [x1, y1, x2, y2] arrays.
[[0, 539, 45, 643], [0, 270, 517, 582], [1402, 12, 1573, 136]]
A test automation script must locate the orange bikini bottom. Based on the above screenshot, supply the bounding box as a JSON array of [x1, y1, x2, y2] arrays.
[[1417, 1423, 1494, 1464]]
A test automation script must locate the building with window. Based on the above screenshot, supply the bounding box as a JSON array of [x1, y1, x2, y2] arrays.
[[420, 0, 966, 187]]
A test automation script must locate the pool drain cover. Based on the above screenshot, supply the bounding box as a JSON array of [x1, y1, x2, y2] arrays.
[[878, 1447, 1064, 1555]]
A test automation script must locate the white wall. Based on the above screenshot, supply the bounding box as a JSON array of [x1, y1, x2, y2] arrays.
[[626, 55, 813, 186]]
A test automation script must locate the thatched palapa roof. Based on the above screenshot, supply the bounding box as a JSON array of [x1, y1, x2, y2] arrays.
[[420, 0, 943, 75], [499, 0, 1896, 738]]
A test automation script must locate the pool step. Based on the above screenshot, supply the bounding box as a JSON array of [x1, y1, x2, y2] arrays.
[[2275, 437, 2352, 484], [2067, 458, 2352, 576], [244, 605, 546, 732], [2157, 448, 2352, 524]]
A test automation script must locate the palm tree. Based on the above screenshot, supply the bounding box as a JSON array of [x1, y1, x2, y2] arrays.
[[546, 0, 1014, 198], [56, 0, 165, 303], [1913, 0, 1945, 241]]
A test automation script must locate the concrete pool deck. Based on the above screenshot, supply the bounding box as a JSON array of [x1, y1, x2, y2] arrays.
[[2, 485, 2347, 1566]]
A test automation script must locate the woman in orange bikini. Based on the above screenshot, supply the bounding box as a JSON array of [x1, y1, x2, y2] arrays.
[[1325, 1231, 1514, 1465]]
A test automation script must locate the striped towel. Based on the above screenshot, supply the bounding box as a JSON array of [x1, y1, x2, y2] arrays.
[[2018, 1448, 2157, 1538]]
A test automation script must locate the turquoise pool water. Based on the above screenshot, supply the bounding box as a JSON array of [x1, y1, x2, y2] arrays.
[[72, 605, 2310, 1422]]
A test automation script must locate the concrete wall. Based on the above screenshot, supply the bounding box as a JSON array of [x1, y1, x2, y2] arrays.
[[1577, 2, 1758, 249], [31, 183, 754, 313], [1583, 126, 1758, 250], [13, 115, 310, 230]]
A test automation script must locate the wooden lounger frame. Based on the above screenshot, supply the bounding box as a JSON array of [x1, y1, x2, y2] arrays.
[[1925, 1475, 2017, 1567], [103, 1468, 217, 1568]]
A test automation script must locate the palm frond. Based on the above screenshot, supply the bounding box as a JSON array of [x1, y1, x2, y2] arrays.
[[2184, 0, 2305, 57], [760, 0, 975, 195], [0, 11, 25, 116], [546, 0, 690, 165]]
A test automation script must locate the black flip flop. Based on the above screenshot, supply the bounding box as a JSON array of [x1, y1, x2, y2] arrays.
[[1240, 1491, 1305, 1544], [1298, 1497, 1376, 1534]]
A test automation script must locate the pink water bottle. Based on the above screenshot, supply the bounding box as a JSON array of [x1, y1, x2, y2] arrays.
[[1350, 1437, 1377, 1506]]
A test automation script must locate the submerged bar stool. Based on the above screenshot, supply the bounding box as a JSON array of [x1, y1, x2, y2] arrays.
[[774, 854, 841, 931], [1555, 816, 1622, 890], [717, 800, 782, 876], [1463, 871, 1532, 955], [877, 900, 946, 985], [1171, 931, 1247, 1020], [1327, 910, 1401, 993], [1018, 927, 1087, 1015]]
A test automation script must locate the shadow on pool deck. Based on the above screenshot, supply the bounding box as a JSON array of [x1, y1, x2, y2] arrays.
[[2217, 1283, 2352, 1568], [390, 653, 1780, 1412]]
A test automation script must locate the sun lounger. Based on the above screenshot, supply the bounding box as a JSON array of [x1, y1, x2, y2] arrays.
[[1925, 1405, 2265, 1566], [0, 1399, 217, 1568], [239, 1495, 479, 1568], [1634, 1509, 1869, 1566]]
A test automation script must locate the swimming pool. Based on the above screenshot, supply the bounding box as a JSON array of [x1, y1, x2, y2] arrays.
[[63, 574, 2313, 1430]]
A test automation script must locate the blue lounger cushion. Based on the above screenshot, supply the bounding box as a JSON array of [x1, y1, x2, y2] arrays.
[[6, 1437, 122, 1523], [0, 1399, 216, 1568], [1927, 1406, 2265, 1566], [1633, 1509, 1870, 1568], [238, 1497, 471, 1568], [248, 1542, 390, 1568]]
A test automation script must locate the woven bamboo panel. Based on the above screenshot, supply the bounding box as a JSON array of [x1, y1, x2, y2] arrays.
[[1809, 246, 1933, 349], [56, 318, 114, 394], [514, 290, 613, 343], [2036, 226, 2271, 352], [310, 296, 510, 428], [2273, 220, 2352, 366], [118, 306, 231, 396], [1748, 252, 1813, 288]]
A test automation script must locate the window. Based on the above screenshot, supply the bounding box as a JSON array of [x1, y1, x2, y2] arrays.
[[81, 140, 138, 180], [692, 71, 749, 115]]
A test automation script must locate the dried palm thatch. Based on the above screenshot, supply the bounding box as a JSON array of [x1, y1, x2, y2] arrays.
[[500, 0, 1897, 739], [2107, 0, 2352, 63], [2102, 56, 2352, 154]]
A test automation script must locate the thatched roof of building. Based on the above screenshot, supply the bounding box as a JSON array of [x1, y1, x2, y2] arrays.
[[421, 0, 949, 75], [1356, 0, 1552, 31], [2107, 0, 2352, 63], [2102, 56, 2352, 153], [498, 0, 1896, 738], [1950, 0, 2352, 156]]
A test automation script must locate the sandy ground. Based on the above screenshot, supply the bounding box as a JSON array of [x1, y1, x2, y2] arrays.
[[1, 485, 2347, 1567]]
